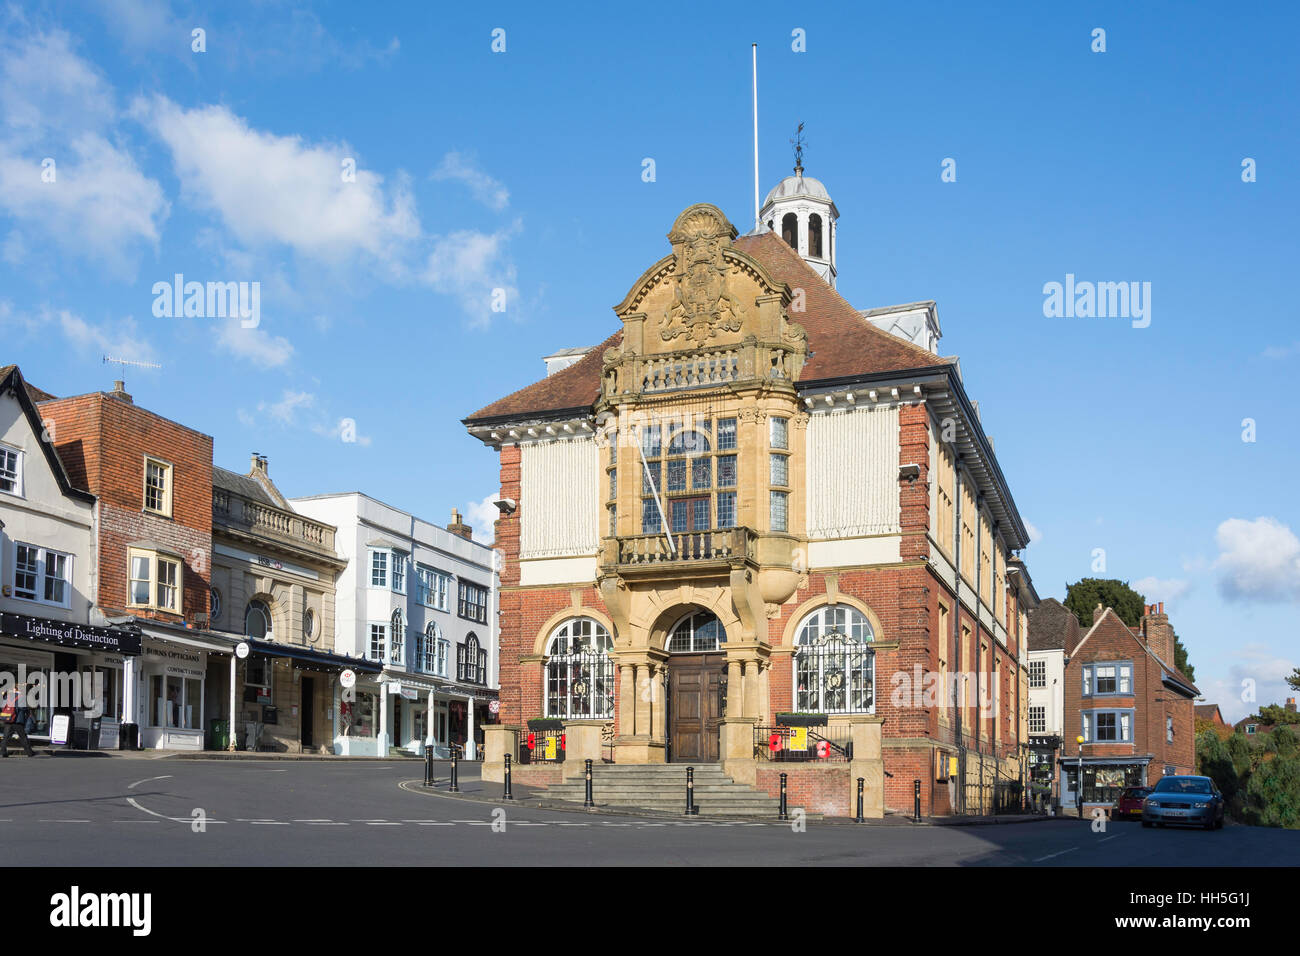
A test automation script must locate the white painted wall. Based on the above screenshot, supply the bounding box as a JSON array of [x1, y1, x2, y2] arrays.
[[0, 390, 94, 625]]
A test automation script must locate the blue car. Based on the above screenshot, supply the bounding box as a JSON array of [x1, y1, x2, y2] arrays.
[[1142, 775, 1224, 830]]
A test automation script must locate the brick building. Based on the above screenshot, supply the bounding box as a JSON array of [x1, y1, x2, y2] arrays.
[[1056, 601, 1199, 810], [40, 381, 235, 750], [463, 177, 1039, 816]]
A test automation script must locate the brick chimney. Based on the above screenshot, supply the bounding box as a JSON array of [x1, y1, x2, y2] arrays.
[[1093, 602, 1105, 626], [109, 380, 133, 404], [1287, 698, 1297, 713], [250, 452, 268, 476], [448, 508, 473, 541], [1141, 601, 1175, 664]]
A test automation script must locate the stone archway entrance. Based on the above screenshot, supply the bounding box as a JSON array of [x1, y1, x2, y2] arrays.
[[664, 610, 726, 763]]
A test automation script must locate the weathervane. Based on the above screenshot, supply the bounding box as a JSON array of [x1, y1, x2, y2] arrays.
[[790, 122, 806, 174]]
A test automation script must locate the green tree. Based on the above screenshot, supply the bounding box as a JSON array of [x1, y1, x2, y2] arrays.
[[1196, 730, 1240, 801], [1256, 703, 1300, 726], [1242, 756, 1300, 829], [1287, 668, 1300, 693], [1225, 733, 1255, 778], [1272, 726, 1299, 759], [1174, 634, 1196, 683], [1063, 578, 1146, 629]]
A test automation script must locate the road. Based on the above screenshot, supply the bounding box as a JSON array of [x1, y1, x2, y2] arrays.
[[1, 755, 1294, 866]]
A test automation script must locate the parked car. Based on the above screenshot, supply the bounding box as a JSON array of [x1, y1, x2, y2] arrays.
[[1142, 775, 1224, 830], [1113, 786, 1153, 820]]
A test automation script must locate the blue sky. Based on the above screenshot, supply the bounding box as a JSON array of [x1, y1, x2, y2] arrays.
[[1, 1, 1296, 720]]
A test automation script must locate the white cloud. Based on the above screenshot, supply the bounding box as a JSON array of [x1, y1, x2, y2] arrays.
[[216, 319, 294, 369], [1024, 520, 1042, 546], [422, 223, 521, 329], [464, 492, 500, 545], [311, 418, 372, 447], [1197, 643, 1296, 724], [1132, 576, 1191, 605], [0, 31, 167, 275], [0, 304, 158, 363], [431, 152, 509, 210], [1214, 517, 1300, 602], [258, 389, 314, 425], [1262, 342, 1300, 360], [133, 95, 419, 263]]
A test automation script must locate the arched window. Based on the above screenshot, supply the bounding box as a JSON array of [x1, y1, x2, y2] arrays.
[[781, 213, 798, 249], [794, 605, 874, 714], [545, 618, 614, 718], [458, 633, 486, 684], [389, 609, 404, 665], [244, 600, 271, 640], [667, 610, 725, 652], [420, 622, 440, 673], [808, 213, 823, 258]]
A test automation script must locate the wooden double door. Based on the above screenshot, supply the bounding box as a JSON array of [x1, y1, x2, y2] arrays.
[[667, 653, 725, 762]]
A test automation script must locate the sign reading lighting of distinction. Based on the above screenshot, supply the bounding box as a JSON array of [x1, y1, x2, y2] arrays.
[[1, 613, 141, 655]]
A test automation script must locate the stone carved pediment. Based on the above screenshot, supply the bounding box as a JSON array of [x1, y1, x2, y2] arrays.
[[660, 206, 746, 347]]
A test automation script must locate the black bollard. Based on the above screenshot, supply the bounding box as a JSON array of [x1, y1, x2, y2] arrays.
[[503, 752, 514, 800], [583, 758, 594, 809], [449, 747, 460, 793], [685, 766, 698, 816], [913, 779, 921, 823], [856, 777, 865, 823], [778, 772, 789, 821], [424, 744, 434, 786]]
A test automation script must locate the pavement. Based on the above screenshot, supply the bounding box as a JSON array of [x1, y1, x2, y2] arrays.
[[0, 755, 1293, 865]]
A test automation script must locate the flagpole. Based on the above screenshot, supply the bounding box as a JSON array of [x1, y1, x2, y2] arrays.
[[752, 42, 760, 231], [637, 431, 675, 556]]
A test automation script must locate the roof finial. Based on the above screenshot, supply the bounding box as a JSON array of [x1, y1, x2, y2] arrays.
[[790, 121, 806, 175]]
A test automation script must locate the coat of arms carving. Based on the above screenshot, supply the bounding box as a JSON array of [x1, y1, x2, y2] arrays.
[[660, 209, 745, 346]]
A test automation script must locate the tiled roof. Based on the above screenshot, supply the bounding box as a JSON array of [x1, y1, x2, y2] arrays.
[[1028, 598, 1081, 652], [464, 229, 949, 423], [213, 466, 279, 507]]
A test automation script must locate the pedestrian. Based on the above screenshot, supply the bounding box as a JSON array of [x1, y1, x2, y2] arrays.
[[0, 686, 35, 757]]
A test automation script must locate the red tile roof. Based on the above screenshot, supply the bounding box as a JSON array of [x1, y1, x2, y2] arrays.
[[465, 229, 949, 423]]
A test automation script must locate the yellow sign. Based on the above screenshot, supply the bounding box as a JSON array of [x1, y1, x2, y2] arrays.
[[949, 756, 959, 777], [789, 727, 808, 752], [544, 735, 557, 760]]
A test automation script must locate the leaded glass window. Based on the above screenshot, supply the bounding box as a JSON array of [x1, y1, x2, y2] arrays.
[[794, 605, 875, 714], [545, 618, 615, 718]]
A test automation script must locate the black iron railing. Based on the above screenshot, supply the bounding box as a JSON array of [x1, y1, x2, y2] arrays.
[[754, 725, 853, 762], [518, 728, 566, 764]]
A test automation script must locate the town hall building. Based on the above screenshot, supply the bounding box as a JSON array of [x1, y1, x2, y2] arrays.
[[464, 167, 1039, 816]]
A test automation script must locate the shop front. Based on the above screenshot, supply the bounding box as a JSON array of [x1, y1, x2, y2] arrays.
[[1059, 755, 1150, 809], [236, 638, 379, 754], [0, 613, 140, 748]]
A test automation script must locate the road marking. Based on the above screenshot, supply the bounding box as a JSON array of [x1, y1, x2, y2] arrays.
[[127, 774, 172, 790], [1099, 835, 1120, 843], [293, 819, 334, 823], [558, 823, 589, 827], [304, 822, 349, 826], [250, 821, 290, 826], [1033, 847, 1078, 862], [514, 822, 548, 827], [365, 822, 401, 826], [127, 797, 226, 824], [39, 819, 92, 823]]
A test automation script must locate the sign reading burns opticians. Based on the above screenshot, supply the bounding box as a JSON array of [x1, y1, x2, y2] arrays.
[[1, 613, 141, 655]]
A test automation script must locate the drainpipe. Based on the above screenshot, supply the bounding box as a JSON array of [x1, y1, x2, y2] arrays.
[[953, 459, 964, 812]]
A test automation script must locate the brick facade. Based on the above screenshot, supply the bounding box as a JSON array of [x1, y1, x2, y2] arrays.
[[40, 389, 213, 623]]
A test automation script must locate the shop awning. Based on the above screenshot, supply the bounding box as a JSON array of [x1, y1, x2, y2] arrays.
[[244, 638, 382, 674]]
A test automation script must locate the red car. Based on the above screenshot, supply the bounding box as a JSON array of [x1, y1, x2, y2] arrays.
[[1113, 786, 1153, 820]]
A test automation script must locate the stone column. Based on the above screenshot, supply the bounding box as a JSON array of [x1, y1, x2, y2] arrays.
[[758, 661, 771, 725], [227, 654, 237, 751], [377, 682, 388, 757], [652, 664, 666, 740], [726, 659, 742, 718], [482, 725, 519, 783], [563, 719, 605, 780], [742, 659, 760, 718], [618, 663, 634, 736], [845, 714, 886, 818], [467, 694, 476, 760]]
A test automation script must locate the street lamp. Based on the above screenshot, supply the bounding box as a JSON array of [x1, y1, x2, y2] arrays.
[[1076, 734, 1085, 819]]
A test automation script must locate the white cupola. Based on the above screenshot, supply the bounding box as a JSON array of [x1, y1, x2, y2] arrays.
[[759, 159, 839, 288]]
